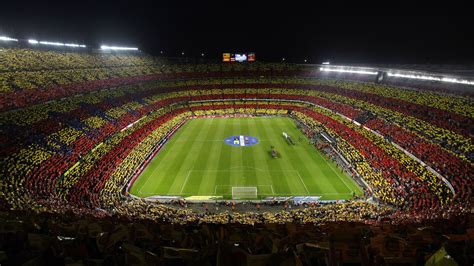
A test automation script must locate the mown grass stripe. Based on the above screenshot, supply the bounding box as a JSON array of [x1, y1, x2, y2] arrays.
[[130, 116, 363, 200], [278, 118, 326, 194], [195, 118, 226, 195], [168, 118, 214, 195], [250, 118, 274, 196], [257, 118, 296, 196], [134, 120, 193, 195]]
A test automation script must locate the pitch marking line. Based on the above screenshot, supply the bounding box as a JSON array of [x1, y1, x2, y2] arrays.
[[296, 171, 310, 195], [179, 170, 192, 195], [138, 171, 154, 195], [142, 170, 308, 196], [176, 139, 271, 143], [137, 191, 353, 197], [228, 166, 266, 172], [190, 139, 224, 142], [191, 169, 302, 172], [326, 159, 353, 194]]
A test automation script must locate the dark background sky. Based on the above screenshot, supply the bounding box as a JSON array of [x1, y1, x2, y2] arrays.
[[0, 1, 473, 64]]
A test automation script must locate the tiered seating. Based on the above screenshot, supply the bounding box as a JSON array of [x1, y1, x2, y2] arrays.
[[291, 107, 451, 209], [354, 111, 376, 124], [0, 48, 300, 111], [365, 118, 473, 201], [0, 209, 471, 265], [317, 79, 473, 118], [0, 48, 163, 90], [293, 111, 402, 205], [1, 49, 472, 225]]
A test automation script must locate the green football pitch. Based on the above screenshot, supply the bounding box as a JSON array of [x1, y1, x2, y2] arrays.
[[129, 116, 363, 200]]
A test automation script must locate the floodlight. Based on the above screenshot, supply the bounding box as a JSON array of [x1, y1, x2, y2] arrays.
[[387, 72, 474, 85], [181, 51, 185, 55], [32, 40, 87, 48], [65, 43, 87, 48], [320, 67, 378, 75], [322, 61, 330, 65], [100, 45, 138, 51], [0, 36, 18, 42], [282, 58, 285, 61], [40, 41, 64, 46], [201, 53, 205, 56]]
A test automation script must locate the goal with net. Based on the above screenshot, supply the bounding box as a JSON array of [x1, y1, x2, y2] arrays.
[[232, 187, 258, 199]]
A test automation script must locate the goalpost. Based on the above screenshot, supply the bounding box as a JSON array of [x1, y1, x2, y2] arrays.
[[232, 187, 258, 199]]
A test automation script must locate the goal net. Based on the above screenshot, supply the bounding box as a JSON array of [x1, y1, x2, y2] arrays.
[[232, 187, 258, 199]]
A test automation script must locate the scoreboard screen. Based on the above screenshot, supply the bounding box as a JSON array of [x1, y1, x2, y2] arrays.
[[247, 53, 255, 62], [223, 53, 231, 62], [234, 54, 247, 62], [223, 53, 255, 62]]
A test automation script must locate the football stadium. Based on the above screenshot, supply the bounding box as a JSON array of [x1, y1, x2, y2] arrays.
[[0, 5, 473, 265]]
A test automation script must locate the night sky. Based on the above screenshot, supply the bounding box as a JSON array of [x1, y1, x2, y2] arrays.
[[1, 1, 473, 64]]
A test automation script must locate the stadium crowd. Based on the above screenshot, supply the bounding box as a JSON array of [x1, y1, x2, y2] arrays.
[[0, 208, 471, 265], [1, 46, 472, 233]]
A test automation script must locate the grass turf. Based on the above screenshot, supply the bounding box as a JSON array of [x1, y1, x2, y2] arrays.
[[129, 116, 363, 200]]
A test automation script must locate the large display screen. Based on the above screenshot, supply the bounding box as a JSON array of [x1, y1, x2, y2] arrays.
[[223, 53, 255, 62]]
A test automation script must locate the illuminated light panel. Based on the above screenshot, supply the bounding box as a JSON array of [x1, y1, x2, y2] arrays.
[[100, 45, 138, 51], [40, 41, 64, 46], [29, 39, 86, 47], [36, 41, 87, 48], [387, 72, 474, 85], [65, 43, 87, 48], [320, 67, 378, 75], [0, 36, 18, 42]]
